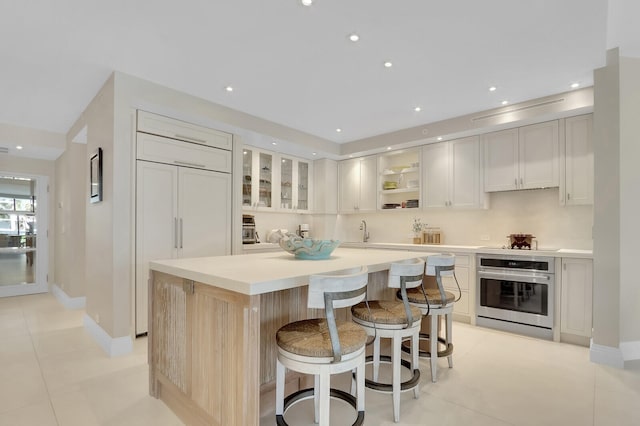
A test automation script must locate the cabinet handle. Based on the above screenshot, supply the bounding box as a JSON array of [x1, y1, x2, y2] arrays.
[[180, 218, 184, 249], [567, 193, 571, 200], [514, 178, 518, 187], [520, 178, 523, 186], [174, 217, 178, 249], [175, 134, 207, 144], [174, 160, 206, 168]]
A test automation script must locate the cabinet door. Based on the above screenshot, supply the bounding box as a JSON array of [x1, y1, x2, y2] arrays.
[[280, 157, 294, 210], [450, 136, 481, 208], [137, 110, 233, 151], [338, 158, 360, 213], [560, 258, 593, 337], [178, 168, 232, 259], [483, 128, 519, 192], [136, 161, 179, 335], [359, 156, 378, 212], [297, 160, 310, 211], [242, 149, 253, 207], [519, 121, 559, 189], [565, 115, 593, 205], [422, 142, 449, 208]]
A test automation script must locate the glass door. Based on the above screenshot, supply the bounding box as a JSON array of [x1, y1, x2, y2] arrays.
[[0, 173, 48, 297]]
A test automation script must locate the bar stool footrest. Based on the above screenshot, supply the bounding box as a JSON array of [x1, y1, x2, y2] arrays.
[[401, 333, 454, 358], [276, 387, 365, 426], [358, 355, 421, 392]]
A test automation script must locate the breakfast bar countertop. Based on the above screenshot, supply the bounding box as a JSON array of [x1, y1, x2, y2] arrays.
[[149, 247, 440, 296]]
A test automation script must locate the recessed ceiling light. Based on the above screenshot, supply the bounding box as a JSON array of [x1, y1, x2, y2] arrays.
[[501, 100, 509, 105], [243, 150, 247, 155], [489, 86, 497, 92], [349, 155, 354, 158], [336, 128, 342, 133], [300, 0, 313, 6], [383, 61, 393, 68], [225, 86, 233, 92], [387, 147, 392, 150], [437, 137, 443, 141], [414, 106, 421, 112], [571, 82, 580, 89], [16, 145, 23, 150], [312, 152, 317, 156], [348, 33, 360, 42], [272, 141, 277, 145]]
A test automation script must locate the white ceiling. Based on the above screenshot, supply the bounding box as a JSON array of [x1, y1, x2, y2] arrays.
[[0, 0, 633, 160]]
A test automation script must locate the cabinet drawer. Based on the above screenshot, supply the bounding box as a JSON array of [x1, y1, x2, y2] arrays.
[[137, 110, 233, 151], [452, 291, 469, 315], [443, 266, 469, 291], [137, 133, 231, 173], [454, 255, 470, 266]]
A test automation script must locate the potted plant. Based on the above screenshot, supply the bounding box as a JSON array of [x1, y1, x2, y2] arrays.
[[411, 218, 425, 244]]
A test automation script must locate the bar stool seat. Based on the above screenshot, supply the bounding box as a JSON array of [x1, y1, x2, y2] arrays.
[[404, 287, 456, 305], [277, 318, 367, 358], [276, 266, 369, 426], [351, 258, 425, 423]]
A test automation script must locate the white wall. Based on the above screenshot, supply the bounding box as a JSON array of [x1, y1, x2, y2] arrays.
[[332, 188, 593, 249]]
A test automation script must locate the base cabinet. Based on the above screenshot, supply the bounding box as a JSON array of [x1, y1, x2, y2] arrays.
[[560, 258, 593, 337], [443, 253, 472, 319]]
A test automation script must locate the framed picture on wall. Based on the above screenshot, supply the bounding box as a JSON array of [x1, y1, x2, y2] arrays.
[[90, 147, 103, 203]]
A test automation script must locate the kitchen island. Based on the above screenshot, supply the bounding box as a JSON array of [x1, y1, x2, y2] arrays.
[[147, 247, 439, 426]]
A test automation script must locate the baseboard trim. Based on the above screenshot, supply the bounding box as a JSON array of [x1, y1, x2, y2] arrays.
[[83, 314, 133, 357], [590, 340, 624, 368], [50, 283, 86, 310], [621, 340, 640, 368]]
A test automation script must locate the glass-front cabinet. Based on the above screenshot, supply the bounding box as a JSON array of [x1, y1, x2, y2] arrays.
[[243, 146, 312, 212]]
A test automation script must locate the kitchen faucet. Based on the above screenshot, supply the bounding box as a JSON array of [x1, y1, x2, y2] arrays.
[[359, 220, 370, 243]]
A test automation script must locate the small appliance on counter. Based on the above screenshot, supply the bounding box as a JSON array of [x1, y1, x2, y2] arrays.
[[242, 214, 258, 244], [507, 233, 536, 249], [297, 223, 310, 238]]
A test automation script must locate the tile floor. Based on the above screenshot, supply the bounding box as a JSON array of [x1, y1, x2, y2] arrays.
[[1, 292, 639, 426]]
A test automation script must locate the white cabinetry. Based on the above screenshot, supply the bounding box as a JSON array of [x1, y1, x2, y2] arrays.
[[422, 136, 484, 209], [135, 113, 232, 335], [338, 156, 377, 213], [137, 110, 232, 150], [562, 114, 593, 205], [560, 258, 593, 338], [378, 148, 420, 210], [483, 121, 559, 192], [242, 147, 312, 212], [442, 253, 472, 319]]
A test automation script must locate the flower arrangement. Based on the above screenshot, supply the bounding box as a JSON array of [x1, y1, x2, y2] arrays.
[[412, 218, 425, 237]]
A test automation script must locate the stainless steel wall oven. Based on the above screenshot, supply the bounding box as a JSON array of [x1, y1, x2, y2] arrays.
[[476, 253, 555, 339]]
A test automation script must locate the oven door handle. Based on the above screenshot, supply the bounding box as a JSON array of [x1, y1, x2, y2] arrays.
[[478, 271, 551, 281]]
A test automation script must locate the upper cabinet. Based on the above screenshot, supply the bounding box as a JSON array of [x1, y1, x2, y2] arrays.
[[378, 148, 421, 210], [338, 156, 377, 213], [242, 146, 312, 212], [483, 121, 559, 192], [137, 110, 233, 151], [422, 136, 485, 209], [562, 114, 593, 205]]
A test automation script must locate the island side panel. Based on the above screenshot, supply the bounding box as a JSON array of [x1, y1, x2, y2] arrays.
[[190, 283, 260, 426], [149, 271, 261, 426]]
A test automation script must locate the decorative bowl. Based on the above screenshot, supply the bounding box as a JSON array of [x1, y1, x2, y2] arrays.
[[278, 236, 340, 260]]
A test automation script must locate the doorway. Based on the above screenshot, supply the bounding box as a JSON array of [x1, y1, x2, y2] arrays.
[[0, 173, 49, 297]]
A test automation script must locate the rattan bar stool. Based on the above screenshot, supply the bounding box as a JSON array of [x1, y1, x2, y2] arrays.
[[400, 254, 459, 383], [275, 266, 369, 426], [350, 258, 424, 423]]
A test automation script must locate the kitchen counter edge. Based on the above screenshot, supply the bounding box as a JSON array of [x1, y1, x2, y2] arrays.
[[340, 242, 593, 259]]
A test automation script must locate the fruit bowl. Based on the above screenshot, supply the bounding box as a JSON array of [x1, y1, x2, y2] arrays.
[[278, 236, 340, 260]]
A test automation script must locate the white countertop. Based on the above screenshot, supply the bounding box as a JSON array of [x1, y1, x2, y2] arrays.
[[340, 242, 593, 259], [150, 247, 441, 296]]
